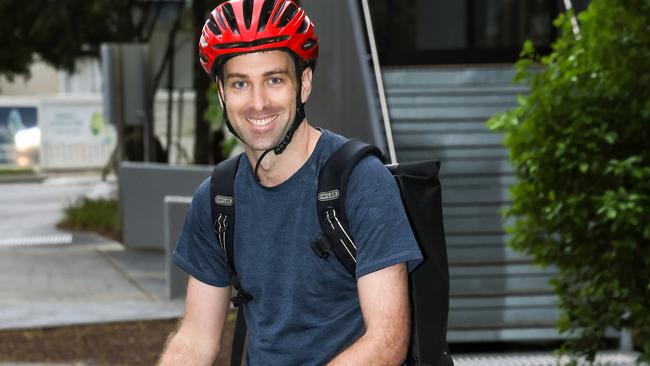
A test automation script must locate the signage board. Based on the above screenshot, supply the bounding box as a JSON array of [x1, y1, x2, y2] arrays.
[[0, 105, 39, 166]]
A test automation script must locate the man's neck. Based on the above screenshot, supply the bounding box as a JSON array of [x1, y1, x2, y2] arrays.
[[245, 122, 321, 187]]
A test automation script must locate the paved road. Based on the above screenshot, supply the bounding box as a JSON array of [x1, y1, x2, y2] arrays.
[[0, 173, 184, 332], [0, 175, 115, 244]]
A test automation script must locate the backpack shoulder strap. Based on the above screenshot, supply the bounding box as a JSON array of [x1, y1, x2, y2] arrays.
[[210, 155, 250, 366], [209, 153, 252, 306], [315, 139, 383, 276]]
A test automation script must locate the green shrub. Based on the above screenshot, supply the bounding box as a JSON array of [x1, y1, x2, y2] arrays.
[[57, 197, 121, 241], [0, 167, 33, 175], [205, 83, 239, 158], [488, 0, 650, 363]]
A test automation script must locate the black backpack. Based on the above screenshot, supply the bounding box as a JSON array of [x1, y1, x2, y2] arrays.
[[210, 139, 453, 366]]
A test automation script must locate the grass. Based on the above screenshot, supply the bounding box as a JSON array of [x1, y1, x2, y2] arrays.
[[0, 166, 34, 175], [57, 197, 122, 241]]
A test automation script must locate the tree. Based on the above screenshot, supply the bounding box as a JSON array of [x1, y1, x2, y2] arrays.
[[488, 0, 650, 363], [0, 0, 162, 80], [192, 0, 212, 164], [193, 0, 231, 165], [0, 0, 227, 165]]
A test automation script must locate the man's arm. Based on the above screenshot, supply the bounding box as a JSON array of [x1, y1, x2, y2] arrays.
[[327, 262, 410, 366], [158, 276, 231, 366]]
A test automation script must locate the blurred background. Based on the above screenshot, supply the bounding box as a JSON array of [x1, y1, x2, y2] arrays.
[[1, 0, 648, 365]]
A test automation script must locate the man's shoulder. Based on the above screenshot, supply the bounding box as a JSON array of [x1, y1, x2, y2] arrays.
[[318, 128, 346, 153], [194, 176, 212, 200], [185, 176, 212, 218], [317, 129, 383, 165], [317, 129, 390, 187], [349, 154, 392, 190]]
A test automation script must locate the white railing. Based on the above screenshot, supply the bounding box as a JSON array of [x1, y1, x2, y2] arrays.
[[562, 0, 581, 36], [359, 0, 397, 164]]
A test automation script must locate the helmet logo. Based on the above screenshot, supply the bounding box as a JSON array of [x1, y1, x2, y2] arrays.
[[318, 190, 340, 202], [215, 195, 234, 206]]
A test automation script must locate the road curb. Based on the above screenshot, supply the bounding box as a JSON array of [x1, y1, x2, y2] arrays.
[[0, 301, 184, 332]]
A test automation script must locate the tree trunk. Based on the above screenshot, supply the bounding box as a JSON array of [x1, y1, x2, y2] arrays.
[[193, 0, 211, 164]]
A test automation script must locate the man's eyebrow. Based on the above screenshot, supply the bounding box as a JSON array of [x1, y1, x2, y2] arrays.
[[224, 68, 290, 80], [263, 68, 290, 77], [224, 72, 248, 80]]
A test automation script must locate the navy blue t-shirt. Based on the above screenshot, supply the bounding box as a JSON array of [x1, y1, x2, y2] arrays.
[[173, 129, 422, 365]]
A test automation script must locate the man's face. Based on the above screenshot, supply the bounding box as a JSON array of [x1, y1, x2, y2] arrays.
[[219, 50, 309, 153]]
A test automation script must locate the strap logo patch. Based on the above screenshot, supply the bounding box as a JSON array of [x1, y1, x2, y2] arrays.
[[318, 189, 340, 201], [215, 195, 234, 206]]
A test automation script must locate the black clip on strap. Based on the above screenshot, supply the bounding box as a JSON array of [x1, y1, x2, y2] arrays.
[[310, 235, 333, 259], [231, 289, 252, 307], [230, 274, 252, 307]]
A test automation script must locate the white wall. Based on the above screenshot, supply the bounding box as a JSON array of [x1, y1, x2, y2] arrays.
[[58, 58, 103, 94], [0, 62, 60, 96]]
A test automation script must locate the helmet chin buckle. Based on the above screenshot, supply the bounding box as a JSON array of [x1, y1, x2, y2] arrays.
[[273, 130, 294, 154]]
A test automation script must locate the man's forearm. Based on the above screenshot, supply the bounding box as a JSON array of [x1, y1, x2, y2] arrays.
[[158, 330, 220, 366], [326, 326, 409, 366], [327, 263, 411, 365], [159, 278, 230, 365]]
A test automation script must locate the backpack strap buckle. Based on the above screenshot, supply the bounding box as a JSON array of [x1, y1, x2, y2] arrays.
[[229, 273, 252, 307], [310, 235, 333, 258], [231, 290, 253, 307]]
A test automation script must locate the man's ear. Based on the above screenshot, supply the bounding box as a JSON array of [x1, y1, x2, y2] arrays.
[[300, 67, 313, 104], [216, 78, 225, 108]]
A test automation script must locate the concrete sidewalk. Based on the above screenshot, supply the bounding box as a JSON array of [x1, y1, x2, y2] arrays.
[[0, 237, 183, 331]]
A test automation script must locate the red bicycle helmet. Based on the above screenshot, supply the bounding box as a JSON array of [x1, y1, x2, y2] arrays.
[[199, 0, 319, 80]]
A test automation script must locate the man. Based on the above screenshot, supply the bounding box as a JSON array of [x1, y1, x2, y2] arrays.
[[159, 1, 422, 364]]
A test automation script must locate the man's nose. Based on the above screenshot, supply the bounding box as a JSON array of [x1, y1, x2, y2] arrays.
[[250, 84, 268, 111]]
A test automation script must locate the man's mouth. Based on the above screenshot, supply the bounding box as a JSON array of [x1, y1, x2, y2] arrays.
[[246, 114, 279, 127]]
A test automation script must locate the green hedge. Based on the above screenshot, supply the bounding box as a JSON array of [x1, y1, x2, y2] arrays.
[[488, 0, 650, 363], [0, 167, 33, 175], [57, 197, 121, 242]]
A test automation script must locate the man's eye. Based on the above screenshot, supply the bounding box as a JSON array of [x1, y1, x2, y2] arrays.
[[268, 77, 282, 85], [232, 81, 247, 89]]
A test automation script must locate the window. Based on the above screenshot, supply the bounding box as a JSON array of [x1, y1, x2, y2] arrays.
[[368, 0, 587, 65]]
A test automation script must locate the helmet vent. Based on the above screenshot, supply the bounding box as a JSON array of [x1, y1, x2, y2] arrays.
[[215, 11, 227, 31], [199, 52, 208, 64], [222, 3, 240, 35], [277, 2, 298, 28], [243, 0, 254, 30], [302, 38, 317, 50], [258, 0, 279, 33], [297, 18, 309, 34], [271, 1, 285, 25], [212, 35, 289, 50], [207, 17, 222, 36]]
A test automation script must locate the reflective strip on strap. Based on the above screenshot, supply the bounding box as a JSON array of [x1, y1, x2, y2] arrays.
[[331, 209, 357, 251], [326, 210, 357, 263]]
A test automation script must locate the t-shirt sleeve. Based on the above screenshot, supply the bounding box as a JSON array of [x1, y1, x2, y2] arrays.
[[172, 178, 231, 287], [346, 156, 423, 279]]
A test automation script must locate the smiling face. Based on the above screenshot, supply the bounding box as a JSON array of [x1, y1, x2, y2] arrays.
[[219, 50, 310, 154]]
